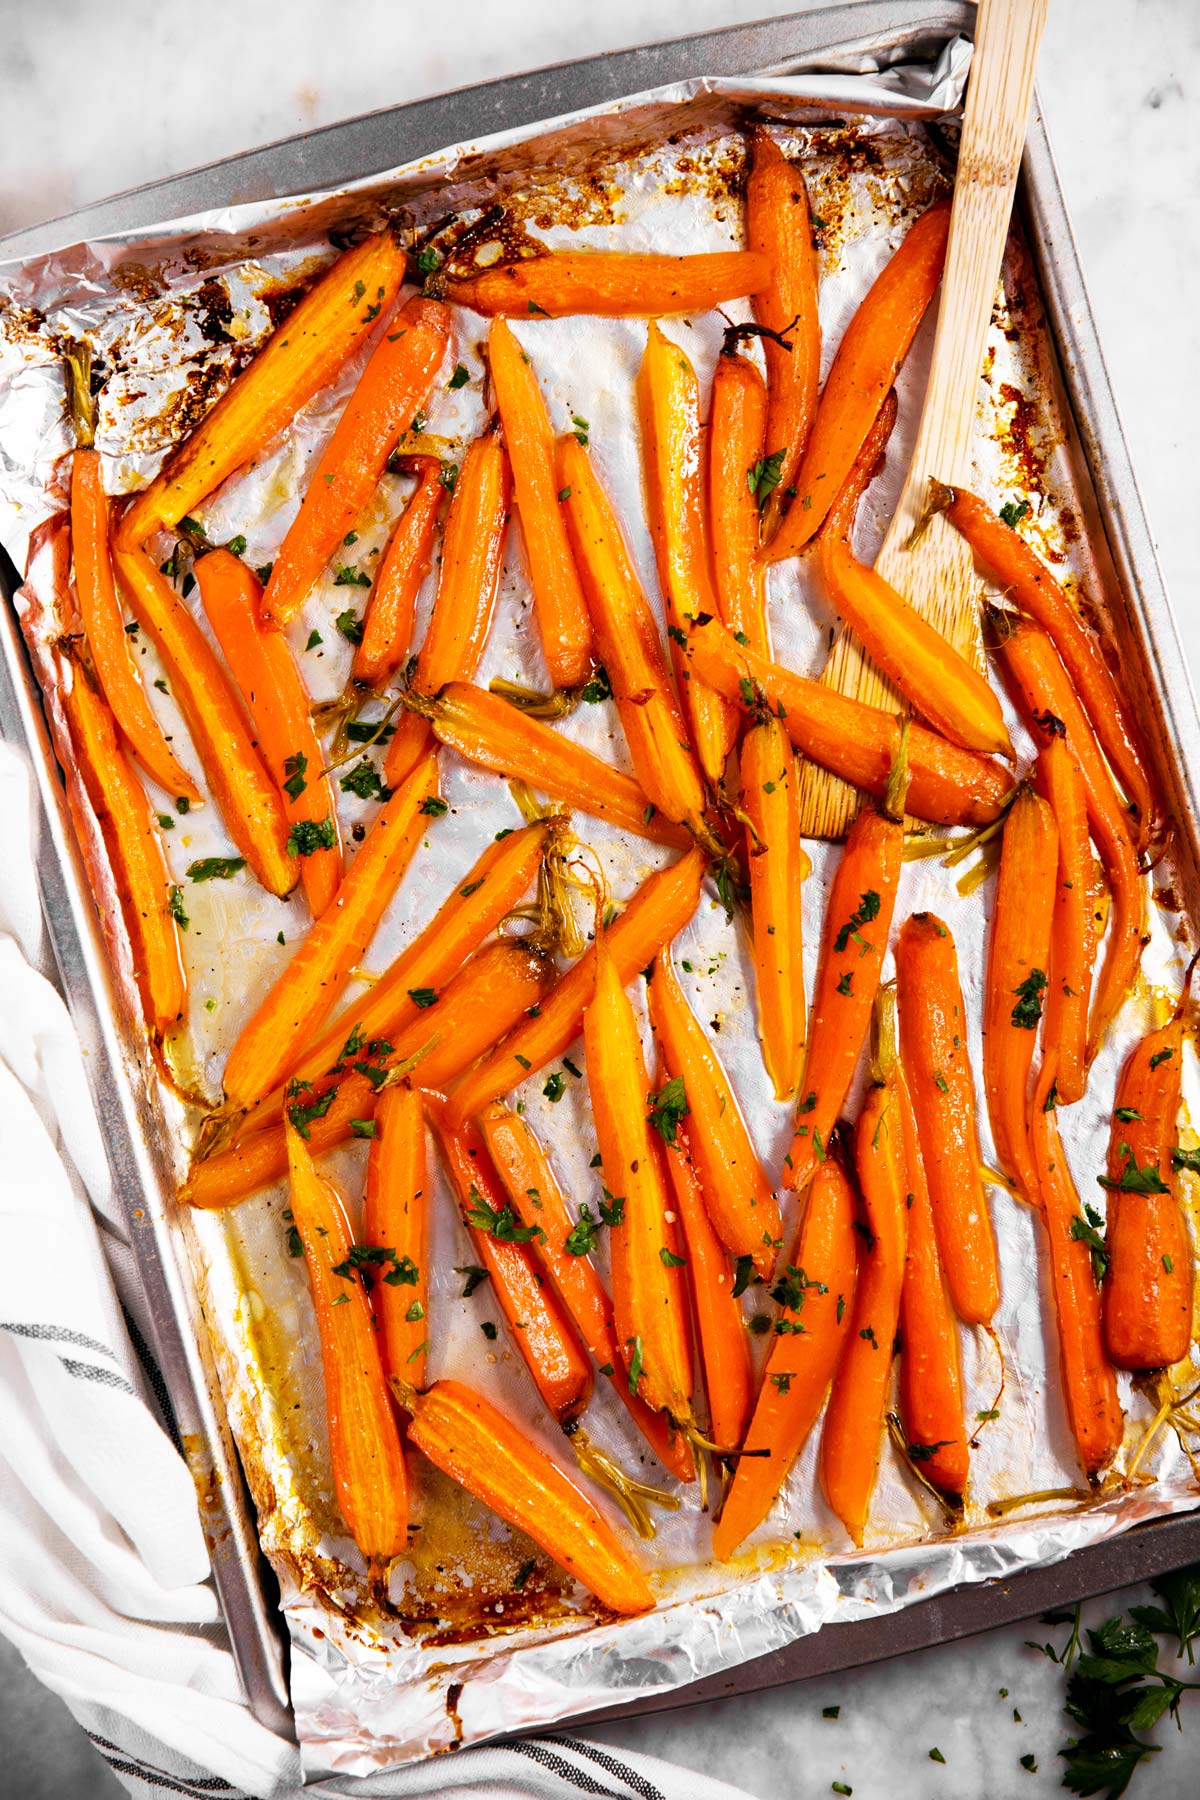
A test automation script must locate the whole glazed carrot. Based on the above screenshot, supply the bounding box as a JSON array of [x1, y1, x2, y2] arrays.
[[62, 654, 187, 1036], [1102, 1005, 1193, 1370], [712, 1155, 858, 1560], [1033, 735, 1097, 1106], [767, 200, 951, 559], [262, 296, 450, 626], [113, 545, 295, 897], [745, 128, 821, 542], [647, 951, 782, 1279], [445, 847, 705, 1128], [489, 321, 594, 690], [363, 1082, 429, 1391], [411, 683, 691, 849], [638, 322, 739, 786], [352, 456, 445, 691], [739, 715, 808, 1101], [385, 424, 511, 787], [707, 349, 769, 652], [1030, 1060, 1124, 1477], [196, 551, 343, 918], [428, 1102, 594, 1426], [445, 249, 769, 320], [183, 938, 552, 1208], [936, 483, 1155, 847], [393, 1377, 654, 1615], [784, 806, 903, 1195], [983, 785, 1058, 1204], [686, 613, 1014, 829], [557, 435, 711, 843], [221, 753, 439, 1111], [895, 912, 999, 1326], [71, 450, 201, 803], [285, 1122, 408, 1564]]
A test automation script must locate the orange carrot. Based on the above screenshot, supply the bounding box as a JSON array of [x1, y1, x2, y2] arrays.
[[939, 484, 1155, 845], [895, 913, 998, 1325], [221, 754, 438, 1111], [363, 1083, 429, 1391], [708, 351, 769, 652], [184, 939, 552, 1208], [119, 230, 410, 547], [352, 456, 445, 691], [638, 323, 739, 785], [395, 1378, 654, 1614], [1033, 736, 1096, 1106], [740, 716, 807, 1100], [784, 807, 903, 1194], [489, 320, 594, 689], [71, 450, 200, 802], [62, 656, 186, 1035], [384, 425, 511, 787], [1030, 1060, 1124, 1476], [1102, 1014, 1193, 1370], [766, 200, 951, 559], [445, 848, 705, 1128], [446, 250, 769, 319], [745, 130, 822, 542], [427, 1102, 593, 1426], [813, 387, 898, 549], [688, 614, 1014, 829], [285, 1122, 407, 1562], [647, 951, 782, 1278], [262, 297, 450, 626], [112, 545, 295, 897], [196, 550, 342, 917]]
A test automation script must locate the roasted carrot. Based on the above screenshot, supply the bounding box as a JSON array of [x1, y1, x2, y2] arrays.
[[584, 935, 695, 1435], [647, 951, 782, 1278], [119, 230, 409, 547], [814, 387, 898, 551], [1102, 1012, 1193, 1370], [1033, 736, 1096, 1107], [479, 1101, 696, 1483], [445, 847, 705, 1128], [740, 716, 808, 1100], [1030, 1060, 1124, 1476], [687, 614, 1014, 829], [221, 754, 439, 1111], [285, 1123, 407, 1562], [446, 250, 769, 320], [70, 450, 200, 802], [638, 323, 739, 785], [395, 1378, 654, 1614], [352, 456, 444, 691], [895, 913, 998, 1325], [745, 129, 821, 543], [384, 424, 511, 787], [661, 1112, 754, 1453], [62, 656, 186, 1035], [489, 321, 594, 689], [196, 550, 342, 918], [413, 682, 691, 849], [112, 545, 295, 897], [938, 483, 1155, 845], [184, 939, 553, 1208], [994, 614, 1146, 1062], [766, 200, 951, 559], [784, 807, 903, 1194], [557, 435, 710, 841], [261, 296, 450, 627], [983, 785, 1057, 1204], [819, 1063, 910, 1545], [427, 1102, 593, 1426], [707, 351, 769, 652], [712, 1156, 858, 1559], [363, 1083, 429, 1392]]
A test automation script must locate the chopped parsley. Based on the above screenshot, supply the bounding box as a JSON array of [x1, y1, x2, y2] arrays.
[[287, 817, 337, 857], [1010, 968, 1047, 1030], [186, 856, 245, 882], [646, 1074, 689, 1146]]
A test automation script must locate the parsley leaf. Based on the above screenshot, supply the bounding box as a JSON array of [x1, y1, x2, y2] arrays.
[[287, 817, 337, 857], [746, 447, 787, 512], [465, 1187, 543, 1244], [834, 889, 881, 955], [1011, 968, 1048, 1030], [646, 1074, 689, 1146], [187, 856, 245, 882]]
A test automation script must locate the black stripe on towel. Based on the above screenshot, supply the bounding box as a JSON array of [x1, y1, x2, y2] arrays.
[[508, 1739, 627, 1798], [544, 1736, 668, 1800]]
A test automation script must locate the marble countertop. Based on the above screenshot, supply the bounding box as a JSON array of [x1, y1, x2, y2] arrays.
[[1, 2, 1198, 1796]]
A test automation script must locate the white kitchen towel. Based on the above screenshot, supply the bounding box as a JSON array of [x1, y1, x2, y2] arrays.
[[0, 731, 754, 1800]]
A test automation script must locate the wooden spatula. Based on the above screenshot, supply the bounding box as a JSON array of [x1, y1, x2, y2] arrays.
[[796, 0, 1049, 840]]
